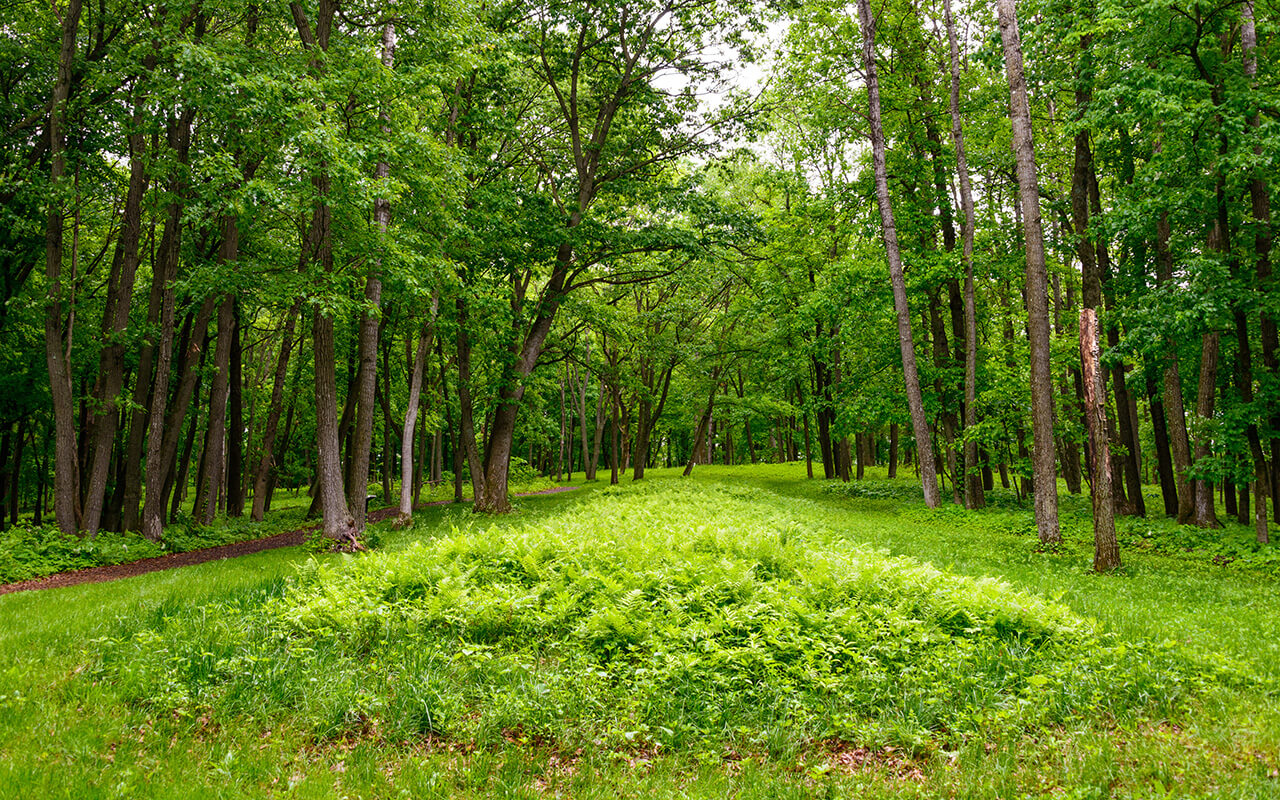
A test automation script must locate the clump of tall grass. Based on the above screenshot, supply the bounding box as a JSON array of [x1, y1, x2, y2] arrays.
[[93, 481, 1228, 755]]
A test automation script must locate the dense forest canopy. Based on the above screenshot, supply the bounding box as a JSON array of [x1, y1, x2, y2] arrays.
[[1, 0, 1277, 566]]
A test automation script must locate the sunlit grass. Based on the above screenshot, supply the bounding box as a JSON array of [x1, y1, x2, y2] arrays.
[[0, 465, 1275, 798]]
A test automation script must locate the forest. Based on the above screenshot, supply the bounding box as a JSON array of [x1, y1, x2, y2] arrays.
[[0, 0, 1278, 796]]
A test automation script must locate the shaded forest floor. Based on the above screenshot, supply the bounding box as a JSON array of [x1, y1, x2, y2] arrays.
[[0, 464, 1276, 799]]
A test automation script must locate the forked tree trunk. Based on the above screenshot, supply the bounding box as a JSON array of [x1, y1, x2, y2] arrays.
[[997, 0, 1060, 542], [857, 0, 940, 509], [398, 297, 437, 524], [683, 370, 722, 477]]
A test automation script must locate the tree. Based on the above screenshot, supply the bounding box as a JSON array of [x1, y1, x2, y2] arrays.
[[857, 0, 940, 508], [996, 0, 1059, 544]]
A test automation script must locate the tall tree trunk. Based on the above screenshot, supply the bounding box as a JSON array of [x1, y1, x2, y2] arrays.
[[929, 292, 962, 503], [1154, 213, 1195, 522], [944, 0, 984, 509], [1243, 0, 1278, 525], [43, 0, 85, 536], [997, 0, 1060, 542], [858, 0, 940, 508], [345, 16, 396, 532], [1081, 308, 1119, 569]]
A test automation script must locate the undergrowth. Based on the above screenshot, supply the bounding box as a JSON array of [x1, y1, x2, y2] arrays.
[[825, 480, 1280, 576], [0, 509, 307, 584], [91, 480, 1234, 760]]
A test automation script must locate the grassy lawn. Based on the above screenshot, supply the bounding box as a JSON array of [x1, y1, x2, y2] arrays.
[[0, 465, 1276, 798]]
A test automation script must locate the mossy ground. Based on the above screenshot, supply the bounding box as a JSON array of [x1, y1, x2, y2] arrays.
[[0, 464, 1276, 798]]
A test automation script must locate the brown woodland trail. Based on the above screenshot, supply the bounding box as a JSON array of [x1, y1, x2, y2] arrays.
[[0, 486, 580, 597]]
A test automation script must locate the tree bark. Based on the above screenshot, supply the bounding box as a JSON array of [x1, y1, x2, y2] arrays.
[[1244, 0, 1278, 526], [683, 369, 721, 477], [456, 296, 486, 502], [858, 0, 940, 508], [1081, 308, 1119, 569], [997, 0, 1060, 542], [226, 302, 245, 516], [1147, 376, 1179, 517], [250, 301, 301, 521], [1191, 331, 1221, 528], [43, 0, 85, 536], [398, 295, 437, 523], [943, 0, 984, 509]]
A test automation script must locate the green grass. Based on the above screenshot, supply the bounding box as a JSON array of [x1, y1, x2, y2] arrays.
[[0, 465, 1276, 798]]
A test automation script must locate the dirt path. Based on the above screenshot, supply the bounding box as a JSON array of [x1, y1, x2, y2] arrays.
[[0, 486, 580, 597]]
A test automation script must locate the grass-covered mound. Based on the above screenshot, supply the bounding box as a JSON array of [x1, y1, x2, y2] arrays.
[[93, 481, 1221, 758]]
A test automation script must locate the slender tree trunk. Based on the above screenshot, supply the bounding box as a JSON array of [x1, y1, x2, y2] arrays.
[[1148, 376, 1179, 517], [944, 0, 984, 509], [888, 423, 899, 479], [398, 296, 437, 523], [456, 297, 486, 502], [858, 0, 940, 508], [343, 16, 397, 532], [591, 374, 608, 478], [250, 302, 301, 521], [575, 347, 592, 480], [997, 0, 1060, 541], [194, 286, 238, 524], [683, 370, 721, 477], [226, 302, 245, 516], [120, 222, 164, 532]]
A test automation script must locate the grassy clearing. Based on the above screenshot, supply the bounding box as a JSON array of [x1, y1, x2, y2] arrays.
[[0, 466, 1276, 798]]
